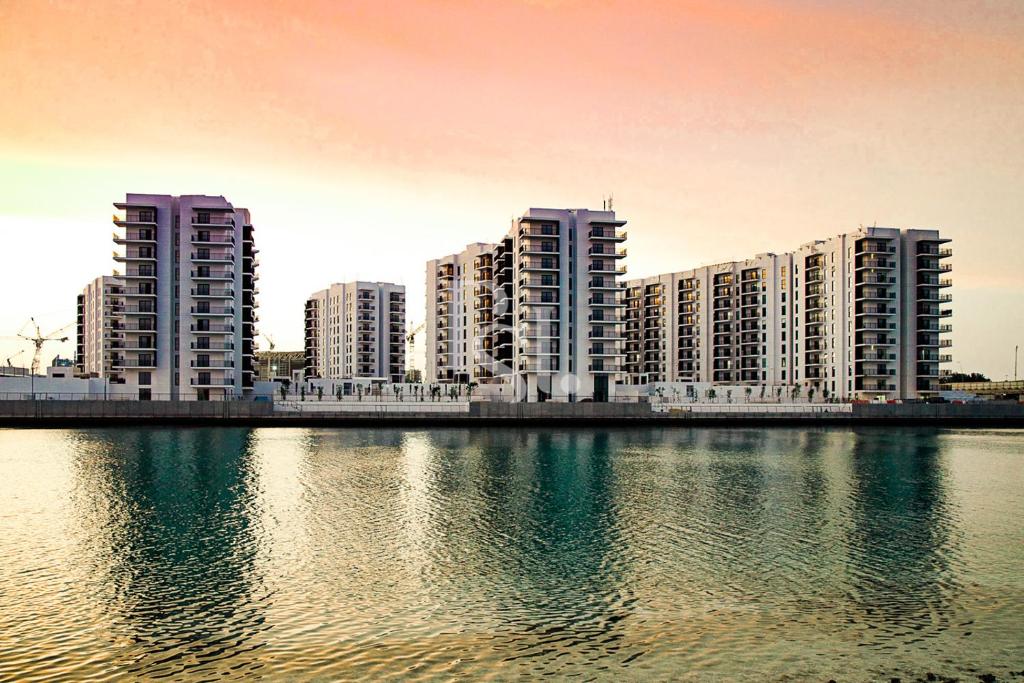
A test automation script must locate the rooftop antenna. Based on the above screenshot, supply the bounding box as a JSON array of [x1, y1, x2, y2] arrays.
[[608, 194, 614, 211]]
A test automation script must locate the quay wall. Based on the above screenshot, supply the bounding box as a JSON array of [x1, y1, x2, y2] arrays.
[[0, 400, 1021, 427]]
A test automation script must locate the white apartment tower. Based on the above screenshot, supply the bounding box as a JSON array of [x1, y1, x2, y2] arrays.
[[425, 243, 494, 384], [426, 208, 628, 402], [109, 194, 259, 400], [75, 275, 123, 379], [624, 227, 951, 400], [304, 281, 406, 383]]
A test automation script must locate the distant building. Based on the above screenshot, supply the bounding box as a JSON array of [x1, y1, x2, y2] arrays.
[[75, 275, 123, 379], [256, 350, 304, 382], [106, 194, 259, 400], [304, 282, 406, 383], [624, 227, 952, 400], [425, 208, 628, 402]]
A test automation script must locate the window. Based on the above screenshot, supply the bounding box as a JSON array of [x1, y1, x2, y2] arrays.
[[138, 372, 151, 385]]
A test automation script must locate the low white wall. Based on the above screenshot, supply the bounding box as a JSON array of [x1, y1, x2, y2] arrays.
[[654, 403, 853, 414], [275, 400, 469, 413]]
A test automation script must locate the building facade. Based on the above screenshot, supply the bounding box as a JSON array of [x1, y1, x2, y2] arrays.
[[425, 243, 494, 385], [75, 275, 123, 379], [624, 227, 952, 400], [304, 281, 406, 383], [425, 208, 628, 402], [108, 194, 259, 400]]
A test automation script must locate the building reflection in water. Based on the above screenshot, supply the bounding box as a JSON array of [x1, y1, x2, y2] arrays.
[[67, 428, 269, 679], [47, 425, 968, 679], [844, 428, 959, 647]]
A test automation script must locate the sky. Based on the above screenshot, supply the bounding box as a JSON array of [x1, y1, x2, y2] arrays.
[[1, 0, 1022, 378]]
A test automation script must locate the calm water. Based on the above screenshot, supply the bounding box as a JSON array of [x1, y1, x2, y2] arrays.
[[0, 427, 1022, 681]]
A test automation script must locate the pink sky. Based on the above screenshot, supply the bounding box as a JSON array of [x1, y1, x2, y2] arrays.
[[1, 0, 1022, 377]]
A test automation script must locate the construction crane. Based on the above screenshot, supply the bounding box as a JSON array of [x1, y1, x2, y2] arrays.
[[406, 321, 425, 378], [263, 333, 276, 352], [16, 318, 73, 376]]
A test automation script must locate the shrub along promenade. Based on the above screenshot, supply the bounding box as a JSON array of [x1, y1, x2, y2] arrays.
[[0, 399, 1022, 427]]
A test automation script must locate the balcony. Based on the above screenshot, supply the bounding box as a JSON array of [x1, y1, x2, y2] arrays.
[[518, 363, 559, 374], [588, 364, 622, 373], [123, 305, 157, 316], [112, 358, 157, 368], [112, 211, 157, 226], [588, 228, 626, 241], [587, 263, 627, 275], [190, 377, 235, 386], [520, 241, 559, 256], [191, 306, 234, 316], [190, 324, 234, 334], [520, 226, 560, 238], [588, 330, 626, 340], [191, 251, 234, 264], [587, 246, 627, 258], [113, 230, 156, 244], [588, 297, 625, 307], [191, 215, 235, 226], [191, 359, 235, 369], [189, 287, 234, 300], [589, 347, 625, 357], [857, 258, 895, 269], [858, 240, 895, 254], [588, 279, 625, 291], [192, 270, 234, 281], [521, 258, 560, 271], [191, 342, 234, 350], [521, 344, 559, 356], [520, 277, 559, 289], [114, 249, 156, 263]]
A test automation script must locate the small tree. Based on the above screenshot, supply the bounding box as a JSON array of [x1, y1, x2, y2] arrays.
[[356, 385, 363, 402], [808, 387, 815, 403], [726, 389, 733, 404], [791, 385, 800, 402], [279, 384, 287, 402], [822, 387, 830, 403], [776, 386, 783, 402], [760, 385, 766, 401], [744, 387, 752, 403], [467, 381, 478, 400], [317, 386, 324, 401], [393, 385, 401, 401], [707, 388, 717, 403], [300, 386, 306, 401]]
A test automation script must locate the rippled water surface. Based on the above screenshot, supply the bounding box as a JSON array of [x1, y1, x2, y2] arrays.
[[0, 427, 1022, 681]]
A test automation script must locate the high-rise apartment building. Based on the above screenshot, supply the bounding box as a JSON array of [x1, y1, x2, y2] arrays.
[[426, 208, 628, 402], [108, 194, 259, 400], [304, 281, 406, 383], [75, 275, 123, 379], [425, 243, 494, 385], [624, 227, 952, 400]]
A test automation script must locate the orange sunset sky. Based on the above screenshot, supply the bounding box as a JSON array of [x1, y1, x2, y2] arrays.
[[1, 0, 1022, 377]]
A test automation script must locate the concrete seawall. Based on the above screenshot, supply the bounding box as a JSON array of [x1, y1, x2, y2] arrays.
[[0, 400, 1023, 427]]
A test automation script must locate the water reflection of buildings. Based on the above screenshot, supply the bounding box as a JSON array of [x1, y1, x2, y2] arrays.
[[68, 428, 268, 678], [844, 429, 958, 643]]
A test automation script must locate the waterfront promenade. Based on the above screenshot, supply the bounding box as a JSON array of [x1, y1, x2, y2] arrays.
[[1, 399, 1022, 427]]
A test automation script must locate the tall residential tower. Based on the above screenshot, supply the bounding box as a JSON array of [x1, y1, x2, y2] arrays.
[[109, 194, 259, 400], [426, 208, 628, 402]]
